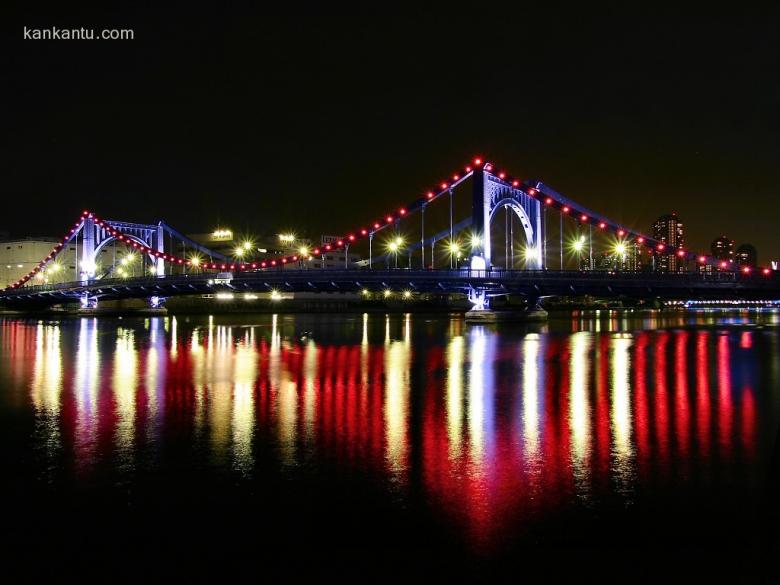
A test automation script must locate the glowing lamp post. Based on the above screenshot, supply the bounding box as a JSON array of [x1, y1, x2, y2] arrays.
[[614, 242, 627, 271]]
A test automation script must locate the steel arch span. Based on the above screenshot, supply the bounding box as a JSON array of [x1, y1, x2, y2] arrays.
[[474, 167, 543, 270]]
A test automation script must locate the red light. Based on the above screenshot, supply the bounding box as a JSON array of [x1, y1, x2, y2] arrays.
[[440, 182, 448, 189], [336, 240, 343, 247], [325, 244, 331, 250], [637, 237, 644, 244], [599, 222, 606, 229], [426, 192, 434, 199], [677, 250, 685, 257], [763, 268, 771, 275], [484, 164, 492, 171], [512, 180, 519, 187], [221, 264, 226, 269], [360, 229, 367, 235], [313, 248, 320, 254], [657, 244, 665, 251], [386, 216, 393, 223], [282, 258, 287, 263], [292, 256, 297, 261], [580, 215, 588, 222], [465, 166, 472, 173], [374, 223, 380, 229], [240, 264, 246, 270], [742, 266, 751, 274], [498, 172, 506, 180], [474, 158, 482, 166], [399, 208, 406, 215], [271, 261, 276, 266], [348, 234, 355, 241], [545, 197, 553, 205], [617, 229, 625, 237], [528, 188, 536, 196], [261, 262, 267, 267], [562, 206, 569, 213], [251, 263, 257, 268], [453, 175, 459, 181], [699, 256, 706, 263]]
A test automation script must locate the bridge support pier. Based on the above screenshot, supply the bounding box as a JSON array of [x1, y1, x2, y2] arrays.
[[79, 293, 98, 310], [148, 295, 167, 309], [465, 288, 548, 324]]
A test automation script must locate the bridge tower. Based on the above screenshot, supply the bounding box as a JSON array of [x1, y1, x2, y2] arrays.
[[78, 214, 167, 283], [471, 167, 544, 270], [80, 215, 97, 282]]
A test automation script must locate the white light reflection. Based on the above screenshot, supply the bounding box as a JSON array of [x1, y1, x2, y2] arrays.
[[467, 328, 486, 461], [569, 332, 592, 496], [269, 316, 296, 466], [75, 318, 100, 467], [522, 333, 542, 465], [145, 318, 166, 445], [611, 335, 635, 492], [232, 329, 256, 475], [303, 339, 319, 441]]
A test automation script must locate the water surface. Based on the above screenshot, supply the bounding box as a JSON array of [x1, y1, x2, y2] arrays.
[[2, 310, 779, 582]]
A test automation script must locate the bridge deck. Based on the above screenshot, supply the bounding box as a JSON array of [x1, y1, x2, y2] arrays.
[[2, 269, 779, 306]]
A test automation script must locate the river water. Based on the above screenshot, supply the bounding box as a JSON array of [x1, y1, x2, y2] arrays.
[[1, 311, 779, 582]]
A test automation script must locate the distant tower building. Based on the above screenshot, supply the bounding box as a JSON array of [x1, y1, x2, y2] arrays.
[[735, 243, 757, 268], [625, 241, 644, 272], [652, 213, 685, 272], [710, 236, 734, 262]]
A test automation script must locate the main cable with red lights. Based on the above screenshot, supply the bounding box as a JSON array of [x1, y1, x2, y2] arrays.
[[6, 160, 775, 290]]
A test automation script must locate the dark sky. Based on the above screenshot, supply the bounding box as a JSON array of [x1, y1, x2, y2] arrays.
[[3, 5, 780, 260]]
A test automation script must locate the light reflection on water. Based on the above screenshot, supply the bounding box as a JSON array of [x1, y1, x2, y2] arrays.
[[2, 310, 778, 554]]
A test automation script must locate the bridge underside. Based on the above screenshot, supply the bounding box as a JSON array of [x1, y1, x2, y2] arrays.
[[2, 270, 780, 308]]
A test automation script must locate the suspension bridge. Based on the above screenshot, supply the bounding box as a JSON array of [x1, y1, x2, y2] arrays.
[[1, 158, 778, 312]]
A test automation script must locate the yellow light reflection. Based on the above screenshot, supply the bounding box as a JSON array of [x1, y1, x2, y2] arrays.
[[31, 322, 62, 414], [385, 339, 410, 478], [113, 328, 137, 464], [446, 335, 465, 459], [31, 322, 63, 457]]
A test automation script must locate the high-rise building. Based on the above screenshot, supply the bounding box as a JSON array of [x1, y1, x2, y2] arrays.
[[652, 213, 685, 272], [735, 243, 757, 268], [710, 236, 734, 262]]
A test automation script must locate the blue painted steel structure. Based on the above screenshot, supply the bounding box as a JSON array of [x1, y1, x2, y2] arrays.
[[2, 269, 779, 308]]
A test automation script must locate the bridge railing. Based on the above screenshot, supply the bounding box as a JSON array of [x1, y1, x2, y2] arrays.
[[4, 266, 775, 296]]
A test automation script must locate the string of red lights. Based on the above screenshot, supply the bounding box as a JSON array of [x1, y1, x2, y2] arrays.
[[5, 158, 773, 290]]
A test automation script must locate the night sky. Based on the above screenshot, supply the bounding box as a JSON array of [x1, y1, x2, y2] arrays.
[[4, 5, 780, 260]]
